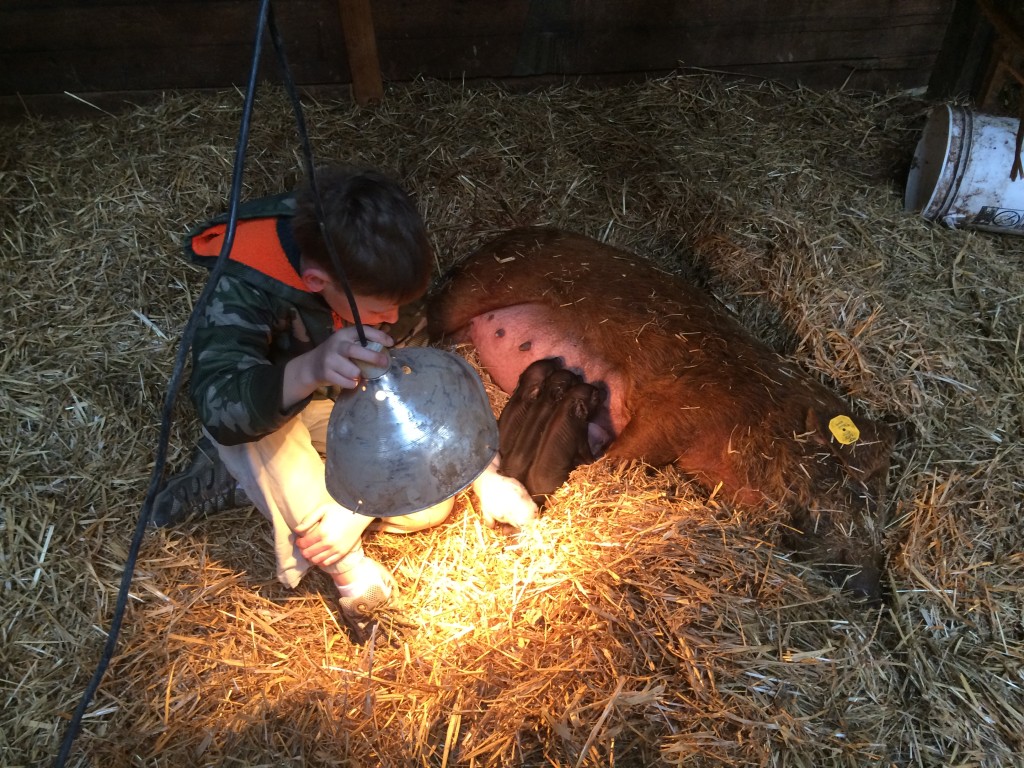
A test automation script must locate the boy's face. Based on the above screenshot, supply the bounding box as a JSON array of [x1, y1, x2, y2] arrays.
[[300, 260, 403, 326], [321, 282, 400, 326]]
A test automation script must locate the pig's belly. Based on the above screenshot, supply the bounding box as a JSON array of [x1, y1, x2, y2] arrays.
[[463, 303, 626, 441]]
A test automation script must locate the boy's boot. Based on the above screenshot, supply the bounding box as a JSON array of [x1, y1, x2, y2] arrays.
[[332, 552, 398, 642], [150, 435, 251, 526]]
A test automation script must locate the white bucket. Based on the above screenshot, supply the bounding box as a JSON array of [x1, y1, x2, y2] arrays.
[[905, 105, 1024, 234]]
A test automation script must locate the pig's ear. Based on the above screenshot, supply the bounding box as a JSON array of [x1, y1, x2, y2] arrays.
[[805, 407, 893, 485]]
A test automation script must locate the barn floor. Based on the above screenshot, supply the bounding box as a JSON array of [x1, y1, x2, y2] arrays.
[[2, 74, 1023, 767]]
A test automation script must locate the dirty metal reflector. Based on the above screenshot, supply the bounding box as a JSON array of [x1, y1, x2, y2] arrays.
[[325, 344, 498, 518]]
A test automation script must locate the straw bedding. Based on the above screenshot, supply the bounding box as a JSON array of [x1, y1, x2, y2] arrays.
[[2, 73, 1022, 767]]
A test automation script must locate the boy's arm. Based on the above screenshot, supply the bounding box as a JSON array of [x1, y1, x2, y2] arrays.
[[189, 275, 307, 445], [190, 274, 394, 444]]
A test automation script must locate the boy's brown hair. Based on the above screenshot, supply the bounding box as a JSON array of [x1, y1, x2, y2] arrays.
[[291, 165, 433, 303]]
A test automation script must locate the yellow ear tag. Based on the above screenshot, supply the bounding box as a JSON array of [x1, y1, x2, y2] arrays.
[[828, 415, 860, 445]]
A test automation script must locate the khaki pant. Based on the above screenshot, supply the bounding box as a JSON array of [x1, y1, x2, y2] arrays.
[[208, 398, 453, 588]]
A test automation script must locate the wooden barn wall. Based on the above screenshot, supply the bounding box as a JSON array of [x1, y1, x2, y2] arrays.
[[1, 0, 959, 118]]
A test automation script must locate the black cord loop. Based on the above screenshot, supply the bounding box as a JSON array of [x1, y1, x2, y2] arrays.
[[52, 0, 364, 762]]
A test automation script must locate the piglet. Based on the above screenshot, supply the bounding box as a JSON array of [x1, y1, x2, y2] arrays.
[[524, 381, 603, 502], [500, 367, 581, 484], [497, 358, 560, 459]]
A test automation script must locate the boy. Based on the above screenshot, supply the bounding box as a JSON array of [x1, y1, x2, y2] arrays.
[[152, 165, 454, 637]]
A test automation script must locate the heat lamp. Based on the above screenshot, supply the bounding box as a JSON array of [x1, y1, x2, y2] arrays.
[[324, 341, 499, 518]]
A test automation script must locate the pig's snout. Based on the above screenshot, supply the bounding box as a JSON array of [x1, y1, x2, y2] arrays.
[[785, 499, 887, 603]]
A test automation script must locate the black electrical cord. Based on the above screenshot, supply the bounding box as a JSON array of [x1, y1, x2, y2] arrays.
[[265, 2, 368, 342], [53, 1, 273, 764], [54, 1, 377, 759], [54, 1, 375, 762]]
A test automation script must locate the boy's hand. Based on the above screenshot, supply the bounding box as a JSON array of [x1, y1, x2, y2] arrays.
[[282, 325, 393, 408], [295, 509, 364, 568], [310, 325, 393, 388]]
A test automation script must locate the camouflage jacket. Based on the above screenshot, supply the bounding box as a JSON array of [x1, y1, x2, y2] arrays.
[[185, 194, 345, 446]]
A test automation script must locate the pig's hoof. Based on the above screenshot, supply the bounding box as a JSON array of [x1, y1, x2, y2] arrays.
[[485, 498, 538, 529], [473, 465, 539, 529], [478, 498, 538, 529]]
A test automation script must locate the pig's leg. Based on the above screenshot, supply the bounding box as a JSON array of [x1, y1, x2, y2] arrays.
[[471, 456, 538, 529], [601, 395, 688, 468], [497, 358, 560, 460]]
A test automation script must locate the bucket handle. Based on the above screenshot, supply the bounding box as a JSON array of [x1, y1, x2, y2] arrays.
[[1012, 103, 1024, 181]]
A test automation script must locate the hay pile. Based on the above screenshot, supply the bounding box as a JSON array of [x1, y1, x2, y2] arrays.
[[2, 73, 1023, 767]]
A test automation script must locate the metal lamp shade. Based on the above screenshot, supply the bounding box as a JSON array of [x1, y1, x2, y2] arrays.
[[325, 345, 499, 518]]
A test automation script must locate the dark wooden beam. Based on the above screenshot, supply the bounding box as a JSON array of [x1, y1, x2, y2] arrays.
[[337, 0, 384, 104], [928, 0, 990, 99]]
